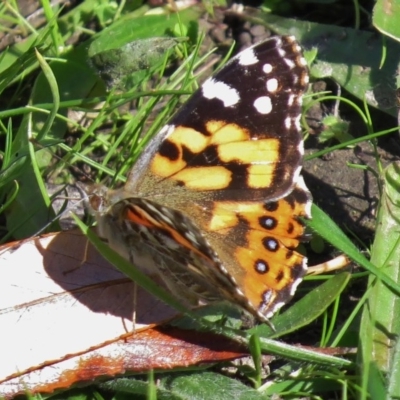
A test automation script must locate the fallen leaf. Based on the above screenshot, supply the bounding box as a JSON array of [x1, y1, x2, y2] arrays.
[[0, 231, 246, 399]]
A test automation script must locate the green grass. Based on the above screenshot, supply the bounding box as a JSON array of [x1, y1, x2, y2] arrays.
[[2, 0, 400, 399]]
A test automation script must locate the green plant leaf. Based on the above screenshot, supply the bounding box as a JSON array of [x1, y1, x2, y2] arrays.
[[308, 204, 400, 296], [265, 377, 342, 397], [90, 37, 186, 90], [252, 273, 351, 338], [3, 113, 58, 239], [88, 9, 201, 57], [373, 0, 400, 42], [101, 372, 267, 399], [359, 162, 400, 398], [159, 371, 267, 399]]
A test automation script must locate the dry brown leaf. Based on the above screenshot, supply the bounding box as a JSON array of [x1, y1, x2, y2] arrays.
[[0, 231, 246, 398]]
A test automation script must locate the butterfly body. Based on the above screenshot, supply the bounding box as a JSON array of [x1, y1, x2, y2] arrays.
[[87, 35, 311, 322]]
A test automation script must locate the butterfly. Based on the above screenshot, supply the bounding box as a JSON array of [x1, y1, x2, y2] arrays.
[[85, 35, 311, 323]]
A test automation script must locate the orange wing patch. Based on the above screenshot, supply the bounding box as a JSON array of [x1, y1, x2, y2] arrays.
[[123, 203, 213, 264], [204, 178, 311, 319], [151, 122, 281, 191], [235, 233, 305, 316], [206, 121, 250, 143], [238, 181, 310, 317]]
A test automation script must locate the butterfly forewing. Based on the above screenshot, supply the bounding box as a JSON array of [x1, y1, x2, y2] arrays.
[[128, 36, 308, 203]]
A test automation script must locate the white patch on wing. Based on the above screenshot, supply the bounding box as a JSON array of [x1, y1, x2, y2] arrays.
[[202, 78, 240, 107], [295, 176, 312, 218], [238, 47, 259, 65], [278, 48, 286, 58], [266, 301, 285, 318], [159, 124, 175, 139], [298, 139, 304, 156], [266, 78, 278, 93], [263, 63, 273, 73], [294, 113, 302, 130], [299, 55, 307, 66], [284, 58, 295, 69], [253, 96, 272, 114]]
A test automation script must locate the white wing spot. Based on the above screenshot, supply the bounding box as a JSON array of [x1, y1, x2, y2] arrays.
[[186, 231, 200, 246], [254, 96, 272, 114], [263, 63, 273, 74], [284, 117, 292, 129], [202, 78, 240, 107], [296, 176, 312, 217], [238, 48, 259, 66], [298, 139, 304, 156], [291, 275, 305, 296], [262, 290, 273, 305], [299, 56, 307, 66], [159, 124, 175, 139], [255, 260, 268, 273], [266, 239, 278, 251], [284, 58, 295, 69], [278, 48, 286, 58], [294, 114, 301, 130], [275, 37, 283, 47], [266, 78, 278, 93], [267, 301, 285, 318], [293, 165, 302, 185]]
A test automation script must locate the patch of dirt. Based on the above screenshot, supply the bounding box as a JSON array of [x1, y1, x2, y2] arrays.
[[304, 142, 380, 241], [304, 118, 399, 250]]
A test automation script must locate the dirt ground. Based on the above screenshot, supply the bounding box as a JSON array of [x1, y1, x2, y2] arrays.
[[304, 113, 400, 249]]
